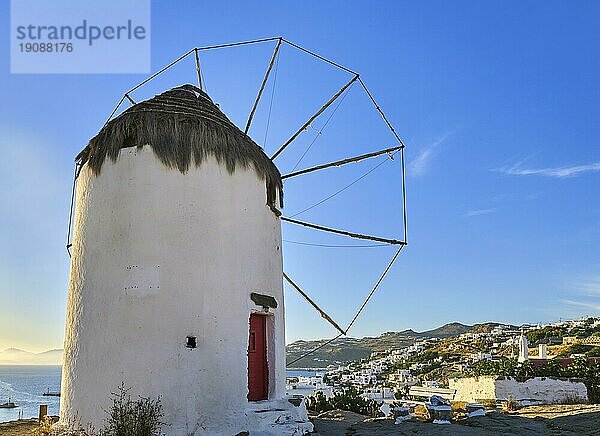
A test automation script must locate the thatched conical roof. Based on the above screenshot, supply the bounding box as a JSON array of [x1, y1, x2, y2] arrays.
[[77, 84, 282, 207]]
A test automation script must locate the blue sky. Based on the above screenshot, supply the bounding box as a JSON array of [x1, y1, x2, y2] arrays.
[[1, 1, 599, 352]]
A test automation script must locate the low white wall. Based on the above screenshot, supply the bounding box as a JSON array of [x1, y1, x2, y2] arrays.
[[494, 377, 588, 404], [449, 376, 497, 403], [449, 376, 588, 404]]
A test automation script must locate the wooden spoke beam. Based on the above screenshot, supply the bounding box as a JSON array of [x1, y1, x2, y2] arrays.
[[271, 74, 359, 160], [282, 145, 402, 179], [194, 48, 203, 91], [245, 38, 282, 135], [281, 217, 405, 246], [283, 272, 346, 336]]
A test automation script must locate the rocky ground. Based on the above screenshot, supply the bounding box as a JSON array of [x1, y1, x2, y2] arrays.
[[0, 418, 39, 435], [2, 405, 600, 435], [311, 404, 600, 435]]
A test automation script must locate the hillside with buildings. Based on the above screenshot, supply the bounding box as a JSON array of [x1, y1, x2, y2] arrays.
[[286, 316, 600, 414], [286, 322, 515, 368]]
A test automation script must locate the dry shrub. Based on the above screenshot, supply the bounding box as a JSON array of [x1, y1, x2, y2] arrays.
[[481, 399, 497, 410], [413, 404, 431, 421], [38, 416, 54, 435], [103, 383, 163, 436], [502, 399, 518, 412], [451, 401, 468, 413]]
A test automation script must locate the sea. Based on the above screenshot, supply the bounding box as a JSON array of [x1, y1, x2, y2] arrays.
[[0, 366, 321, 423], [0, 365, 61, 423]]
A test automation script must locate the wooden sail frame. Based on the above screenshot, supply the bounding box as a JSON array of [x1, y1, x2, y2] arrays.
[[66, 37, 408, 366]]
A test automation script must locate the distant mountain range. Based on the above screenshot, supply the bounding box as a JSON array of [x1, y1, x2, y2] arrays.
[[0, 348, 63, 365], [2, 321, 512, 367], [286, 322, 512, 368]]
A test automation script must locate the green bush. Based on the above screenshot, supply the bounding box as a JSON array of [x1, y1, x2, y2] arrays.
[[525, 327, 565, 344], [557, 344, 593, 357], [586, 347, 600, 357], [307, 387, 382, 417], [306, 391, 332, 413], [103, 383, 164, 436]]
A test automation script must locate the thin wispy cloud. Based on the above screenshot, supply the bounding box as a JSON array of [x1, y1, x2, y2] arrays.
[[560, 277, 600, 314], [575, 277, 600, 296], [491, 191, 542, 202], [562, 299, 600, 312], [463, 208, 496, 218], [408, 130, 456, 177], [410, 147, 435, 177], [498, 160, 600, 178]]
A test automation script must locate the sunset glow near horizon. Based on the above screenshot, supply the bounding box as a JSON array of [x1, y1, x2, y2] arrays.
[[1, 1, 599, 354]]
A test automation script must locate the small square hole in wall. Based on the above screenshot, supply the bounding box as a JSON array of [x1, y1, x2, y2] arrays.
[[186, 336, 197, 348]]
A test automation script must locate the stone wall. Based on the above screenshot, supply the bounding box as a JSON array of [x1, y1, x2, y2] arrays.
[[449, 376, 588, 405]]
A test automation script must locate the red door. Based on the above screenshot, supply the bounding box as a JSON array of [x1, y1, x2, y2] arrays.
[[248, 314, 268, 401]]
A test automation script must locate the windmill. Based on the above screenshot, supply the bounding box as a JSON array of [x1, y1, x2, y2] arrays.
[[62, 37, 407, 434]]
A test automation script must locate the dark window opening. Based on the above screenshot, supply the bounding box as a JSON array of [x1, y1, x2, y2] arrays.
[[186, 336, 197, 348]]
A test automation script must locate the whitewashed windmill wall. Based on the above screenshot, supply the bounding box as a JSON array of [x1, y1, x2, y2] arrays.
[[60, 85, 311, 435]]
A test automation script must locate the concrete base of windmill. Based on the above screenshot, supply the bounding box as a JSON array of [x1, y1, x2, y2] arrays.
[[243, 397, 314, 435]]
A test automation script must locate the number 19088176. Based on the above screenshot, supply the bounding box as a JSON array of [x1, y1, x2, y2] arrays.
[[19, 42, 74, 52]]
